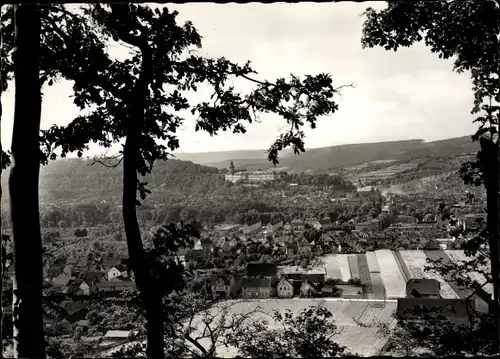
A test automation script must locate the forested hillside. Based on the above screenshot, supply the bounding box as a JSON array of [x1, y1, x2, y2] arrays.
[[1, 158, 224, 206]]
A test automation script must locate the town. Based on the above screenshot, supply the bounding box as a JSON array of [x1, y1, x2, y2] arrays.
[[2, 152, 491, 356]]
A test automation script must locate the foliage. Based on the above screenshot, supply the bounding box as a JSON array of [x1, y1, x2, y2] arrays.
[[109, 300, 348, 358], [226, 305, 348, 358], [1, 150, 11, 169], [376, 307, 497, 356]]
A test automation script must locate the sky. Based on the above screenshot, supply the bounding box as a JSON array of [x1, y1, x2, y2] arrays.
[[1, 2, 478, 156]]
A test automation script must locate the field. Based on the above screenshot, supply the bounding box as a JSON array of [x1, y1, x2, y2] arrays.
[[369, 273, 386, 299], [322, 254, 343, 280], [393, 251, 410, 282], [337, 254, 352, 282], [357, 254, 373, 297], [365, 251, 381, 273], [357, 163, 420, 181], [201, 299, 397, 357], [347, 255, 360, 280], [398, 251, 426, 278], [375, 250, 406, 299], [319, 250, 491, 301]]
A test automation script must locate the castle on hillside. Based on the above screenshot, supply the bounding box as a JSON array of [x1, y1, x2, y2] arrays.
[[225, 169, 278, 183]]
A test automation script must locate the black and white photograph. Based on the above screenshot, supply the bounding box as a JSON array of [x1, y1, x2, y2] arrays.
[[1, 1, 499, 358]]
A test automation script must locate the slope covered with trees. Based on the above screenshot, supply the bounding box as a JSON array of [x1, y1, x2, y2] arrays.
[[1, 158, 223, 205]]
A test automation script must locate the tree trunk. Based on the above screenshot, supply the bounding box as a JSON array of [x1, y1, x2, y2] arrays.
[[9, 4, 45, 358], [122, 140, 164, 359], [479, 136, 500, 349], [0, 14, 4, 354], [119, 33, 164, 357]]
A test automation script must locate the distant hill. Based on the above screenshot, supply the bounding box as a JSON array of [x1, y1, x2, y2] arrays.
[[1, 158, 224, 206], [173, 148, 295, 165], [202, 135, 479, 172]]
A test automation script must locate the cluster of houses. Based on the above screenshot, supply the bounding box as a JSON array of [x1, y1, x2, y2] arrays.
[[210, 262, 363, 300], [183, 233, 340, 268], [47, 254, 134, 297], [213, 217, 332, 237], [182, 219, 342, 266]]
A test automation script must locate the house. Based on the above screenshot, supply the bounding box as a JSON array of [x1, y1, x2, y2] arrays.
[[463, 214, 486, 230], [62, 306, 89, 325], [81, 271, 106, 286], [298, 239, 312, 254], [337, 284, 363, 299], [53, 274, 73, 288], [275, 235, 291, 247], [211, 273, 230, 299], [60, 300, 88, 317], [200, 238, 214, 252], [76, 320, 90, 328], [242, 221, 262, 235], [193, 238, 203, 250], [75, 257, 88, 270], [276, 278, 294, 298], [357, 185, 377, 193], [406, 279, 441, 299], [101, 255, 121, 269], [66, 257, 78, 266], [48, 265, 64, 279], [285, 242, 298, 255], [246, 262, 277, 279], [319, 217, 332, 227], [397, 298, 472, 325], [214, 224, 241, 234], [107, 264, 128, 281], [469, 287, 493, 314], [300, 280, 318, 297], [96, 280, 135, 294], [284, 271, 325, 286], [185, 249, 205, 266], [79, 281, 91, 295], [241, 278, 271, 298], [63, 265, 73, 276], [355, 219, 382, 232], [265, 221, 283, 234], [307, 220, 322, 230], [395, 215, 418, 225], [291, 219, 305, 231]]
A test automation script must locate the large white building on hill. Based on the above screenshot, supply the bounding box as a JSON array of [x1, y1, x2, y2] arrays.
[[225, 170, 278, 183]]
